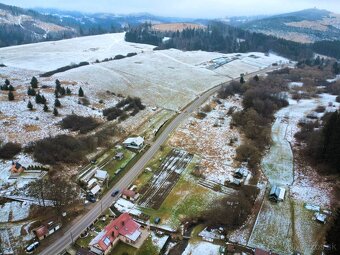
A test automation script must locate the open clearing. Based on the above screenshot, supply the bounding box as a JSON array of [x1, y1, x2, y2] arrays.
[[248, 94, 339, 255], [138, 148, 193, 209], [169, 96, 243, 184], [0, 33, 288, 110]]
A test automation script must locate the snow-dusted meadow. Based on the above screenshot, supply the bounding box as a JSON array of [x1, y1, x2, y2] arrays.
[[248, 93, 339, 255], [169, 96, 243, 184], [0, 33, 288, 110]]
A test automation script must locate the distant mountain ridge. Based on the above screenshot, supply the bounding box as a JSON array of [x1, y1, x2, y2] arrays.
[[238, 8, 340, 43], [0, 3, 198, 47]]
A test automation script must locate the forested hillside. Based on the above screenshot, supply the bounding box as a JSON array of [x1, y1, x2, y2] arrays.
[[125, 22, 340, 61]]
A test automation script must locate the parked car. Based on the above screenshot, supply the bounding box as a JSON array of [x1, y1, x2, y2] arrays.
[[111, 189, 120, 197], [154, 217, 161, 224], [86, 193, 96, 203], [25, 241, 40, 253]]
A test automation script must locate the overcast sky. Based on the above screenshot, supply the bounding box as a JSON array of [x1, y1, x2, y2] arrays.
[[1, 0, 340, 18]]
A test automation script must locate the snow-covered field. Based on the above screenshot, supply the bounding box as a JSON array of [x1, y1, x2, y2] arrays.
[[169, 96, 243, 184], [0, 33, 288, 110], [0, 33, 155, 72], [150, 232, 169, 252], [248, 93, 339, 255], [182, 241, 221, 255]]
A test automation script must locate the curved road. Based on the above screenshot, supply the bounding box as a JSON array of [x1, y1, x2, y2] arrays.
[[39, 66, 280, 255]]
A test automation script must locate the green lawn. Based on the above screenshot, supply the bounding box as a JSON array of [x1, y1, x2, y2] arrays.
[[133, 146, 172, 192], [102, 149, 136, 178], [140, 156, 223, 228], [109, 236, 158, 255]]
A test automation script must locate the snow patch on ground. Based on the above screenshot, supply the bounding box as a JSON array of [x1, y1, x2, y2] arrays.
[[169, 96, 243, 184], [113, 198, 142, 216], [0, 201, 30, 223], [150, 232, 169, 252], [182, 241, 221, 255]]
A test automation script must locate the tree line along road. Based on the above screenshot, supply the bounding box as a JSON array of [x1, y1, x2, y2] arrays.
[[39, 65, 285, 255]]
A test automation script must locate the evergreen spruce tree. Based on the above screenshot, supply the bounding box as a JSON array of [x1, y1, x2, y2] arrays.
[[5, 79, 10, 86], [66, 87, 71, 95], [8, 85, 15, 91], [41, 95, 47, 104], [78, 87, 84, 97], [1, 84, 9, 90], [27, 100, 33, 110], [35, 93, 42, 104], [43, 104, 49, 112], [60, 87, 66, 96], [54, 98, 61, 107], [53, 107, 59, 116], [253, 75, 259, 82], [30, 76, 38, 88], [55, 79, 61, 91], [8, 91, 14, 101], [240, 76, 245, 84], [27, 87, 36, 96], [54, 89, 59, 98]]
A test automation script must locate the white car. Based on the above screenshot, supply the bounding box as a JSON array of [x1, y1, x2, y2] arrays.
[[25, 241, 40, 254]]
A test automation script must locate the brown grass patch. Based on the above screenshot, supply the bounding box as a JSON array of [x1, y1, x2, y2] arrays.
[[152, 22, 205, 32], [24, 124, 40, 132], [60, 80, 77, 85]]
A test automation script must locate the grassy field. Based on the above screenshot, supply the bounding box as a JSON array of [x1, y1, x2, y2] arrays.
[[139, 156, 223, 228], [133, 146, 173, 192], [109, 236, 158, 255], [102, 149, 136, 178]]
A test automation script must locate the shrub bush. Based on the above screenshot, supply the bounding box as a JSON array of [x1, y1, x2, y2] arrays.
[[0, 142, 21, 159], [60, 115, 100, 134]]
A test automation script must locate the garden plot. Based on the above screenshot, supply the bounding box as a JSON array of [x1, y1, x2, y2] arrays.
[[0, 201, 30, 223], [169, 96, 242, 184], [0, 221, 35, 254], [139, 156, 225, 229], [248, 196, 294, 254], [138, 149, 193, 209]]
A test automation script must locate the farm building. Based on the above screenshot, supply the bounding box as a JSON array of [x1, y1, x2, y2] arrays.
[[269, 186, 286, 202], [234, 166, 248, 178], [123, 137, 144, 150], [32, 222, 61, 240], [314, 212, 327, 224], [114, 152, 124, 160], [95, 170, 108, 182], [10, 162, 26, 174], [89, 213, 148, 255], [90, 185, 101, 197], [231, 178, 241, 186], [87, 178, 97, 190], [122, 189, 139, 201]]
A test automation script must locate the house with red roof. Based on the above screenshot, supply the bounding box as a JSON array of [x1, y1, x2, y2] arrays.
[[10, 162, 26, 174], [32, 222, 61, 240], [89, 213, 148, 255]]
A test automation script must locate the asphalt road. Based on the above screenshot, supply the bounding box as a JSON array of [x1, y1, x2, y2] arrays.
[[39, 66, 281, 255]]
